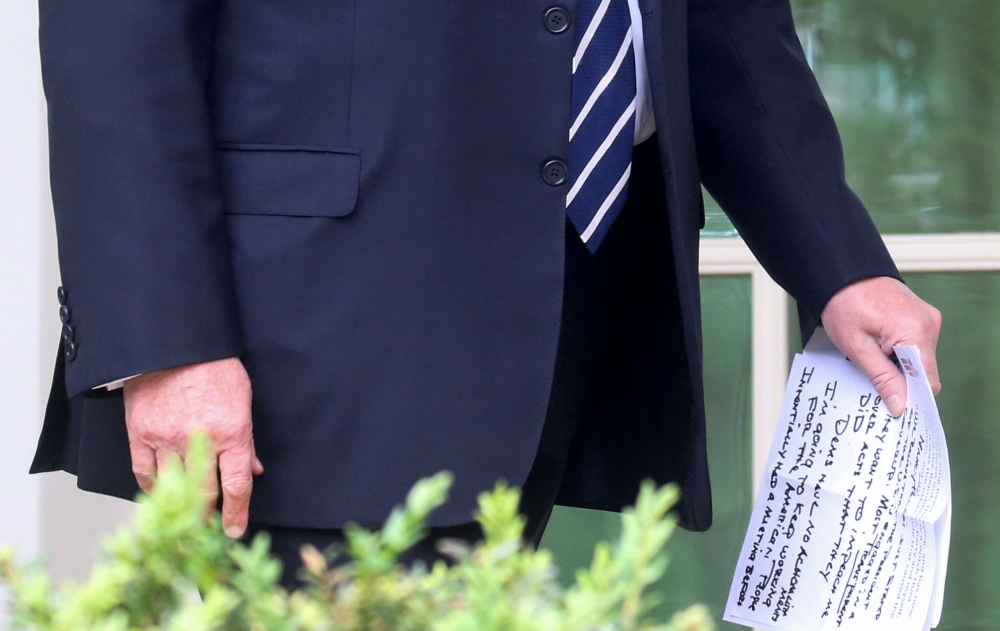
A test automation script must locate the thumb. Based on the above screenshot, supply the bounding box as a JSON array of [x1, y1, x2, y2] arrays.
[[250, 439, 264, 476], [847, 338, 908, 418]]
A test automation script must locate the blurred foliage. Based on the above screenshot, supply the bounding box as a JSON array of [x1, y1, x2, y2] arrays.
[[794, 0, 1000, 233], [703, 0, 1000, 236], [1, 435, 713, 631]]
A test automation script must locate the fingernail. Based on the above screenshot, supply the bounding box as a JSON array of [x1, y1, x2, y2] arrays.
[[225, 526, 245, 539], [887, 395, 903, 416]]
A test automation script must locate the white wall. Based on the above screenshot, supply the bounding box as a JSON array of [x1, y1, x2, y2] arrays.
[[1, 4, 49, 626], [1, 3, 133, 628]]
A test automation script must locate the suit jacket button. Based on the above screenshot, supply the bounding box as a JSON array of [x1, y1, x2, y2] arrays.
[[59, 305, 71, 324], [57, 286, 67, 305], [62, 324, 76, 344], [544, 7, 570, 33], [65, 341, 77, 362], [542, 159, 568, 186]]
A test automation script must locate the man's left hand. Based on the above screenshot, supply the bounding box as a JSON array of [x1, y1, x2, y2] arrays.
[[821, 276, 942, 418]]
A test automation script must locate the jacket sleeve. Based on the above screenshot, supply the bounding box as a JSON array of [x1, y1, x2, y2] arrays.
[[686, 0, 901, 320], [39, 0, 243, 397]]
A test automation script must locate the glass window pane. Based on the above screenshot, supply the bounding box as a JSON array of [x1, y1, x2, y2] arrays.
[[539, 275, 754, 627], [902, 272, 1000, 630], [702, 191, 739, 238], [792, 0, 1000, 234]]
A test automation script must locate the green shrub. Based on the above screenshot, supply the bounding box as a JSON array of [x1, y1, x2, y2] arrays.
[[1, 435, 713, 631]]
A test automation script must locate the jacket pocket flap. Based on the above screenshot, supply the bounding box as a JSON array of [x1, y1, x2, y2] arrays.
[[217, 145, 360, 217]]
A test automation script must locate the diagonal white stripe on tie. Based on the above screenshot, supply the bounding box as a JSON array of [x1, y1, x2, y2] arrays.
[[581, 162, 632, 242], [566, 98, 637, 206], [573, 0, 613, 73], [569, 31, 634, 141]]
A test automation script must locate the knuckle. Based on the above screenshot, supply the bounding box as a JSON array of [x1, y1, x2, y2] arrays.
[[132, 467, 154, 490], [222, 476, 252, 499], [162, 429, 186, 446], [128, 437, 151, 454], [928, 307, 943, 328], [869, 370, 898, 391]]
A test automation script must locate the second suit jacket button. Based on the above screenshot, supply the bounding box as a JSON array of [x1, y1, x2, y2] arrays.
[[544, 7, 571, 33], [542, 160, 568, 186]]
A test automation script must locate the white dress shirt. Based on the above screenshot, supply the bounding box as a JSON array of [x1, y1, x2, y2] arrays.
[[627, 0, 657, 145]]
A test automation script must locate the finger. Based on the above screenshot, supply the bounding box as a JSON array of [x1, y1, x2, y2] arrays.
[[920, 344, 942, 396], [178, 441, 222, 514], [251, 441, 264, 476], [129, 441, 157, 493], [218, 448, 254, 538], [848, 337, 908, 417], [155, 448, 176, 475], [203, 465, 220, 522]]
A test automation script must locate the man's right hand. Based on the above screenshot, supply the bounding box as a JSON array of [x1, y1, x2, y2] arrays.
[[122, 357, 263, 538]]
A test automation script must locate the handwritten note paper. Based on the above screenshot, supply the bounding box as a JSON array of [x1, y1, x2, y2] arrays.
[[724, 329, 951, 631]]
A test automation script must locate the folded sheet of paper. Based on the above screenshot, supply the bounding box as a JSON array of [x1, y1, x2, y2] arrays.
[[724, 329, 951, 631]]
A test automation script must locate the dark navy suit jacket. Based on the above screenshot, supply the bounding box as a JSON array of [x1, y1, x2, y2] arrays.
[[31, 0, 898, 531]]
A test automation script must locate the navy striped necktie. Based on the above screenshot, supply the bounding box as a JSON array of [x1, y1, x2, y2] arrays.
[[567, 0, 637, 253]]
